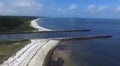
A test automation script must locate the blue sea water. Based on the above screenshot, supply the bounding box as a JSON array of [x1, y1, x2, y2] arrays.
[[0, 18, 120, 66], [38, 18, 120, 66]]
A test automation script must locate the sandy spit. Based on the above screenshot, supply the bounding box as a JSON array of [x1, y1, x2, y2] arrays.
[[0, 18, 59, 66]]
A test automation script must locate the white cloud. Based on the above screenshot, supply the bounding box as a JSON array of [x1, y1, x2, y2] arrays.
[[0, 2, 5, 8], [87, 4, 108, 13], [57, 4, 77, 12], [57, 8, 66, 12], [68, 4, 77, 10], [115, 6, 120, 12], [87, 4, 95, 11], [0, 0, 43, 15], [0, 2, 13, 14], [96, 5, 107, 12], [12, 0, 43, 13], [15, 1, 31, 7], [13, 0, 43, 9]]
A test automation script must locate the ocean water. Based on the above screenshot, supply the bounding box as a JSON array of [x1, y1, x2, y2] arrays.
[[38, 18, 120, 66]]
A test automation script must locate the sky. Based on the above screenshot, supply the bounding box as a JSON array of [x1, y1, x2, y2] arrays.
[[0, 0, 120, 18]]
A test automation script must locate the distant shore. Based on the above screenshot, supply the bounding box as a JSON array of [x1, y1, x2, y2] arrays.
[[31, 18, 51, 31], [0, 16, 37, 32]]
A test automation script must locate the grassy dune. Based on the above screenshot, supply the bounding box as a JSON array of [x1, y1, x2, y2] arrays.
[[0, 39, 31, 64], [0, 16, 38, 64]]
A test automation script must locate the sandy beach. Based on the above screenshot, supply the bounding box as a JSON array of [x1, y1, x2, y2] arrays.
[[0, 18, 59, 66]]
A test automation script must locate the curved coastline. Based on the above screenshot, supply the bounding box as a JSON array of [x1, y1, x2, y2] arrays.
[[1, 18, 60, 66], [31, 18, 52, 31]]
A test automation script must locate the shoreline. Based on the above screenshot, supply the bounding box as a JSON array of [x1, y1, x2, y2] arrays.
[[31, 18, 51, 31], [1, 18, 60, 66]]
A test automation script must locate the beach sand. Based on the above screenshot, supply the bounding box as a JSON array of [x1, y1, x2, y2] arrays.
[[0, 18, 59, 66]]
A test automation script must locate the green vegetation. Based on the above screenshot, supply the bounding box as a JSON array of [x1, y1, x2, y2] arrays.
[[0, 39, 31, 64], [0, 16, 40, 64], [0, 16, 38, 32]]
